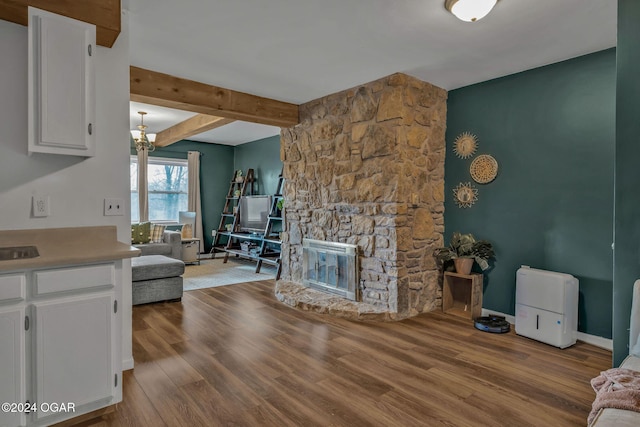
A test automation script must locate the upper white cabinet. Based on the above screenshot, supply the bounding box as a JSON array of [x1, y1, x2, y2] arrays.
[[28, 7, 96, 156]]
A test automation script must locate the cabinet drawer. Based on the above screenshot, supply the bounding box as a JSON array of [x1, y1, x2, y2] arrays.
[[0, 274, 26, 303], [34, 264, 114, 296]]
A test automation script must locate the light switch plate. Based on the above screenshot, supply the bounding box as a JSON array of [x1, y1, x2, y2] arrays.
[[104, 198, 124, 216]]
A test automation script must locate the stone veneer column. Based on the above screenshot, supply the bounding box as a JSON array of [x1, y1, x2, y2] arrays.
[[280, 73, 447, 319]]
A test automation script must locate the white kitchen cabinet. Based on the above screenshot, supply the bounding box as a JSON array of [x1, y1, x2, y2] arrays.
[[0, 307, 26, 427], [28, 7, 96, 156], [32, 293, 115, 424], [0, 262, 121, 427], [0, 274, 26, 427]]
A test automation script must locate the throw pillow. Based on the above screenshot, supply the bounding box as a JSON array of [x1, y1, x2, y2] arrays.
[[181, 223, 193, 239], [150, 224, 166, 243], [131, 222, 151, 244]]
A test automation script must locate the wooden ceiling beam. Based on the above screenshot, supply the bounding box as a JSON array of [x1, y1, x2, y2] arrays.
[[130, 66, 299, 128], [0, 0, 121, 47], [153, 114, 236, 147]]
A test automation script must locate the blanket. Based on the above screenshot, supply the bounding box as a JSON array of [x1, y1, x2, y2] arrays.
[[588, 368, 640, 425]]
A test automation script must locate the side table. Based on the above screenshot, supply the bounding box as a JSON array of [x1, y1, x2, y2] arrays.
[[181, 238, 201, 265]]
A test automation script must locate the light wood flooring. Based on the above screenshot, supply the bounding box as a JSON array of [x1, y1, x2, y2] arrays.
[[83, 280, 610, 427]]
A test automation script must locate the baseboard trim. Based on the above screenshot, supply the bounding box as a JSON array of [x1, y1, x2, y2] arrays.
[[481, 308, 515, 324], [576, 332, 613, 350], [481, 309, 612, 351], [122, 357, 134, 371], [50, 404, 115, 426]]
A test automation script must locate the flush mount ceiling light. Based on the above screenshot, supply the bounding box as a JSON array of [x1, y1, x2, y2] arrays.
[[131, 111, 156, 152], [445, 0, 498, 22]]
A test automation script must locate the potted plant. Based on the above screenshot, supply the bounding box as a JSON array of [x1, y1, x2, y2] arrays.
[[433, 232, 495, 275], [235, 170, 244, 183], [275, 198, 284, 217]]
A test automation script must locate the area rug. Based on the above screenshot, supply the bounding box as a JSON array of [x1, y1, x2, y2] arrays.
[[182, 257, 276, 291]]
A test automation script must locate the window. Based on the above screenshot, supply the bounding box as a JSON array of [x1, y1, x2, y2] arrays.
[[131, 156, 189, 222]]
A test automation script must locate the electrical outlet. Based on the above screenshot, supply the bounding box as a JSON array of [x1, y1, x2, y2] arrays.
[[104, 198, 124, 216], [32, 195, 50, 217]]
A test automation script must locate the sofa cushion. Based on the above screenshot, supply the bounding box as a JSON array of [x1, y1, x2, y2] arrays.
[[131, 222, 151, 244], [150, 224, 166, 243], [133, 230, 182, 259], [132, 255, 185, 281], [621, 355, 640, 371], [590, 355, 640, 427], [134, 242, 172, 257], [132, 276, 183, 305]]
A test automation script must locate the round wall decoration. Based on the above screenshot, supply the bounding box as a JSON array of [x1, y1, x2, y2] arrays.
[[453, 132, 478, 159], [453, 182, 478, 208], [470, 154, 498, 184]]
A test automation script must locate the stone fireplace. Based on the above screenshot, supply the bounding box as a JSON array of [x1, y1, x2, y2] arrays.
[[276, 73, 447, 320]]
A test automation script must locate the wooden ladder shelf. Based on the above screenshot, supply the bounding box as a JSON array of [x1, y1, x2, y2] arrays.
[[211, 169, 254, 256]]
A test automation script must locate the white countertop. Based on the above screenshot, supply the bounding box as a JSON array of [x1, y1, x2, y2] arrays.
[[0, 225, 140, 271]]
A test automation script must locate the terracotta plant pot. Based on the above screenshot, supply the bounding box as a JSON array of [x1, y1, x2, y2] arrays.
[[454, 257, 474, 275]]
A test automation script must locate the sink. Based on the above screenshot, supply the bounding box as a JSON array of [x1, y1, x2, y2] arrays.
[[0, 246, 40, 261]]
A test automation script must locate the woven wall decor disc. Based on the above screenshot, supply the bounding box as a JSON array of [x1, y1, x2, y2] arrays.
[[470, 154, 498, 184]]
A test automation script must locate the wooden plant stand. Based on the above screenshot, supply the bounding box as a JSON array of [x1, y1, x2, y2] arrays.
[[442, 271, 483, 320]]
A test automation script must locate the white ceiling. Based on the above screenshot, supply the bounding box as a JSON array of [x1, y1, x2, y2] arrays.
[[126, 0, 617, 145], [129, 102, 281, 146]]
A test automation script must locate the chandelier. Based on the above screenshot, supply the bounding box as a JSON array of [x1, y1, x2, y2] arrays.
[[131, 111, 156, 152]]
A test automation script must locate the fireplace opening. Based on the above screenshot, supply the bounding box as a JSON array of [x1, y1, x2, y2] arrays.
[[303, 238, 359, 301]]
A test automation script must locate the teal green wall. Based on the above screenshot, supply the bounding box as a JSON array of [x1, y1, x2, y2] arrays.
[[233, 135, 283, 195], [136, 140, 235, 251], [614, 0, 640, 365], [132, 135, 283, 251], [445, 49, 616, 339]]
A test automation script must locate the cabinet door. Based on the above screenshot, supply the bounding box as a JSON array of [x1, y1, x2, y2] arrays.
[[28, 7, 96, 156], [32, 293, 115, 423], [0, 307, 26, 427]]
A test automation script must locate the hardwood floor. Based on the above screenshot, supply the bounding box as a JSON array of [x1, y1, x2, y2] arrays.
[[84, 280, 610, 427]]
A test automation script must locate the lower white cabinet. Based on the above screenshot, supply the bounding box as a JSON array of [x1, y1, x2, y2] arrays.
[[0, 263, 121, 427], [33, 293, 115, 424], [0, 307, 26, 427]]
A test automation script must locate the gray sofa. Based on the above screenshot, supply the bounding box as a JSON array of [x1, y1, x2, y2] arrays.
[[590, 279, 640, 426], [131, 230, 184, 305], [133, 230, 182, 259]]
